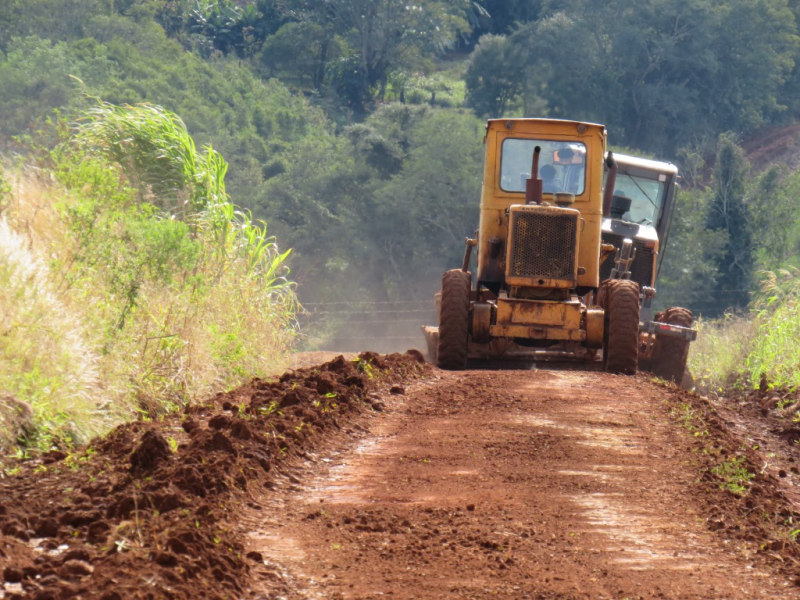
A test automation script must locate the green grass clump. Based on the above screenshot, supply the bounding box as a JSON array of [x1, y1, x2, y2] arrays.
[[687, 314, 756, 393], [710, 456, 754, 495], [0, 103, 297, 452], [688, 268, 800, 393], [745, 269, 800, 390], [389, 63, 467, 108]]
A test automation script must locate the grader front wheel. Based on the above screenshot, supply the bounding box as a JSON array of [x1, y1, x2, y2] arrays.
[[436, 270, 471, 370], [602, 279, 640, 375]]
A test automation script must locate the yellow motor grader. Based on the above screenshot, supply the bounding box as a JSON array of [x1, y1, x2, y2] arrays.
[[422, 118, 696, 380]]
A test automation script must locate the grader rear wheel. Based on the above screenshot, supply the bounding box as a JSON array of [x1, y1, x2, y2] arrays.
[[602, 279, 640, 375], [651, 307, 693, 384], [436, 270, 471, 370]]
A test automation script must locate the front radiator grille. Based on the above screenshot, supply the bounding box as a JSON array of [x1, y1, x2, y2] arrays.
[[508, 210, 577, 280], [600, 232, 655, 287]]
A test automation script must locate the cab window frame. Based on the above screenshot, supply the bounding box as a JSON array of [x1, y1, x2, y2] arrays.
[[498, 138, 588, 196]]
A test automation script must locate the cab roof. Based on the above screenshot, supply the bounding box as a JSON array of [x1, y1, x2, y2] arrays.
[[486, 118, 606, 134], [612, 153, 678, 176], [487, 118, 605, 128]]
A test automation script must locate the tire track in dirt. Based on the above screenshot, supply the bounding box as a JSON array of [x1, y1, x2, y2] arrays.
[[243, 370, 797, 599]]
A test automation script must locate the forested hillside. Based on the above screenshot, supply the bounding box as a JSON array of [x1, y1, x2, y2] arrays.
[[3, 0, 800, 431]]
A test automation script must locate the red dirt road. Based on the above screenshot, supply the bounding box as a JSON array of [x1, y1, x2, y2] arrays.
[[244, 369, 798, 599]]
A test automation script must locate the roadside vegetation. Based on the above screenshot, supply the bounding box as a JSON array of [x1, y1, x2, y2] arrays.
[[672, 135, 800, 396], [0, 103, 296, 453], [690, 268, 800, 394]]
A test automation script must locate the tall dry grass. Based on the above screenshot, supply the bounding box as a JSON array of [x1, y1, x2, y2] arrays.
[[0, 213, 112, 449], [0, 103, 297, 453]]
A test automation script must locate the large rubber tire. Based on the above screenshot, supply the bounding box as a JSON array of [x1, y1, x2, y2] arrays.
[[603, 279, 640, 375], [436, 270, 471, 370], [651, 307, 693, 384]]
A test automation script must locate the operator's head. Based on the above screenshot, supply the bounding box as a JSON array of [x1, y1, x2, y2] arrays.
[[540, 164, 556, 181]]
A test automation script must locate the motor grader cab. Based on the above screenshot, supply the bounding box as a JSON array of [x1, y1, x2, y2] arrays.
[[602, 154, 697, 382], [422, 119, 644, 373]]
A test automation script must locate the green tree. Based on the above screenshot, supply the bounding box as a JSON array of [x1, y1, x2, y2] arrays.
[[367, 109, 483, 297], [465, 34, 523, 116], [279, 0, 475, 112], [471, 0, 542, 35], [705, 134, 753, 314], [656, 189, 728, 315], [466, 0, 800, 154], [0, 37, 114, 137], [0, 0, 113, 50], [258, 22, 344, 89], [749, 165, 800, 269], [258, 106, 483, 306]]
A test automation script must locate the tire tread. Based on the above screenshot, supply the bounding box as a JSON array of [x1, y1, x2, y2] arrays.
[[604, 280, 640, 375], [436, 270, 471, 370]]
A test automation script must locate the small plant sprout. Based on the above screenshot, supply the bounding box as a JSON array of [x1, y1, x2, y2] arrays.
[[710, 456, 755, 495], [353, 357, 374, 378], [167, 436, 179, 453], [259, 400, 279, 415]]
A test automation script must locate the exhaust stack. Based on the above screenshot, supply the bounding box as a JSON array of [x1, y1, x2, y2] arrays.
[[525, 146, 543, 205], [602, 151, 617, 217]]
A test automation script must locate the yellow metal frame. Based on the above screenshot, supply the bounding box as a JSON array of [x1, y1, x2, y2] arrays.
[[491, 296, 585, 341]]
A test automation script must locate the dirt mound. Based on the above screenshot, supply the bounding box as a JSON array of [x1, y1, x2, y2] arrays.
[[660, 382, 800, 575], [0, 351, 429, 599]]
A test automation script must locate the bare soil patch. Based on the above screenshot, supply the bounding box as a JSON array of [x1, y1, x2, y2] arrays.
[[243, 370, 800, 599]]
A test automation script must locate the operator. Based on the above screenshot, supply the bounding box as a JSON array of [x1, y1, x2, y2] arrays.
[[540, 164, 563, 193]]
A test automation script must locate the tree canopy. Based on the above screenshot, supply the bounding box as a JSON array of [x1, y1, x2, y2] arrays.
[[4, 0, 800, 335]]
